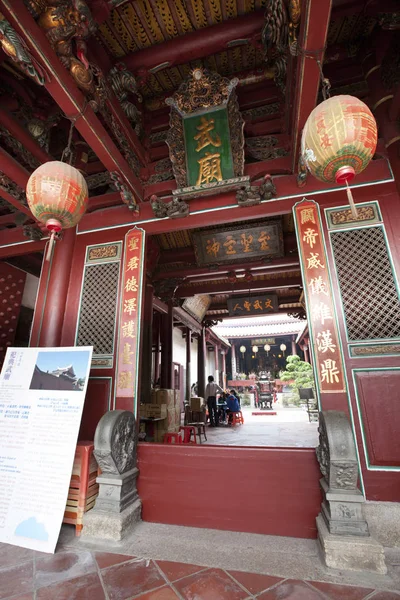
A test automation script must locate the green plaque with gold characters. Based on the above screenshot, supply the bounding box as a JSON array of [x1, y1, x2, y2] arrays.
[[166, 68, 245, 191], [183, 108, 234, 187]]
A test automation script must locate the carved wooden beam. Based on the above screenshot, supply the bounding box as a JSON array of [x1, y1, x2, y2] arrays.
[[175, 273, 302, 298], [0, 107, 52, 165], [121, 11, 264, 75], [0, 0, 143, 202], [290, 0, 332, 170]]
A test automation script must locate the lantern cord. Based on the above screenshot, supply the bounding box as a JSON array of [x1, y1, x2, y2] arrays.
[[45, 231, 56, 262], [316, 60, 331, 100], [346, 180, 359, 219], [60, 100, 88, 164]]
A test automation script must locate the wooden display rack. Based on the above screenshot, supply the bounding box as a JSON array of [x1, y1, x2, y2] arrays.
[[63, 441, 99, 536]]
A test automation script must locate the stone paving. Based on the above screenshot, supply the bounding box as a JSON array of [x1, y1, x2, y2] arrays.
[[1, 542, 399, 600], [203, 406, 319, 447]]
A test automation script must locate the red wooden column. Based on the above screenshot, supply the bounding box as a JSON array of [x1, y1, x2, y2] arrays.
[[221, 349, 227, 390], [214, 343, 220, 385], [31, 228, 76, 347], [303, 344, 310, 363], [160, 301, 173, 389], [291, 336, 298, 356], [197, 326, 206, 399], [154, 312, 161, 386], [140, 282, 154, 403], [186, 327, 192, 401], [231, 342, 236, 380]]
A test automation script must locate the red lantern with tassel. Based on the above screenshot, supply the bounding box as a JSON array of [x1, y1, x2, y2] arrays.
[[301, 95, 377, 217], [26, 161, 89, 260]]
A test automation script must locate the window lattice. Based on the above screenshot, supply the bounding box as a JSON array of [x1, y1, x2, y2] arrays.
[[76, 262, 120, 354], [330, 227, 400, 341]]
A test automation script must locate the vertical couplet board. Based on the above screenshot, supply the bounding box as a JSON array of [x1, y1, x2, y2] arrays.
[[293, 199, 347, 405], [115, 228, 145, 415]]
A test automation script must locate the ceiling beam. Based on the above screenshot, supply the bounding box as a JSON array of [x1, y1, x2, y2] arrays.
[[290, 0, 332, 170], [0, 0, 143, 201], [122, 10, 264, 75], [154, 255, 299, 280], [0, 107, 52, 165], [0, 226, 45, 258], [78, 158, 394, 236], [175, 273, 302, 298]]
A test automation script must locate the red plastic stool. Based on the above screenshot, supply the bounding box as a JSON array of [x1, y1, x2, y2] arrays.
[[179, 425, 197, 444], [163, 432, 182, 444], [232, 411, 244, 426]]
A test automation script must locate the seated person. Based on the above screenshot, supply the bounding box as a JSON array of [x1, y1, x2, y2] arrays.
[[226, 390, 241, 423]]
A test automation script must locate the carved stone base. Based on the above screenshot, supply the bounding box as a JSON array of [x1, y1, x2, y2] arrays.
[[320, 477, 369, 537], [82, 498, 142, 541], [316, 514, 387, 574], [94, 467, 139, 514]]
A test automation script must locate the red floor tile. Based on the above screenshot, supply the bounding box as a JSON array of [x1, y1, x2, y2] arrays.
[[156, 560, 205, 582], [0, 561, 33, 600], [35, 550, 96, 589], [0, 543, 34, 569], [309, 580, 374, 599], [36, 572, 106, 600], [258, 580, 325, 600], [228, 571, 282, 595], [135, 586, 181, 599], [101, 558, 166, 600], [95, 552, 136, 569], [173, 568, 249, 600]]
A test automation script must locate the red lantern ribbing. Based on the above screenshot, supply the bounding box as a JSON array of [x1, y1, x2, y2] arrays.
[[26, 161, 89, 260], [301, 95, 378, 217]]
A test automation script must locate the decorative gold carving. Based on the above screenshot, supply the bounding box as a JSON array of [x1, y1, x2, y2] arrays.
[[330, 206, 375, 225], [166, 69, 244, 189], [110, 171, 138, 211], [0, 15, 46, 84], [88, 245, 119, 261], [262, 0, 289, 93], [246, 135, 289, 161], [289, 0, 301, 55], [352, 345, 400, 356], [166, 68, 237, 115], [108, 63, 143, 136]]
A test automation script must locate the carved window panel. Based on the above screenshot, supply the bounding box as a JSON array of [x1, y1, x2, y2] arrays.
[[330, 226, 400, 341], [76, 261, 120, 356]]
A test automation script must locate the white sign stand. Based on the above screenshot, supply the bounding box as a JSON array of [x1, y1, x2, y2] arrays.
[[0, 346, 92, 553]]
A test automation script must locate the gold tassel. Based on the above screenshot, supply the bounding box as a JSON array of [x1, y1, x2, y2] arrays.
[[45, 231, 56, 262], [346, 180, 358, 219]]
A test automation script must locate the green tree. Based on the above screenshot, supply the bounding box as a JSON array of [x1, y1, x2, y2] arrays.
[[280, 355, 315, 403]]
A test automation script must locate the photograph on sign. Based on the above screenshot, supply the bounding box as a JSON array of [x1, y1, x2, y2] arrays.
[[0, 346, 92, 553], [30, 350, 90, 391]]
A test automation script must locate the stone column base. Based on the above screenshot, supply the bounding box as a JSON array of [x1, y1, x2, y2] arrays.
[[316, 514, 387, 574], [82, 498, 142, 541]]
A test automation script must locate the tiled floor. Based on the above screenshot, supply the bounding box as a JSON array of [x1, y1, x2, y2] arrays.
[[202, 407, 319, 448], [0, 544, 399, 600]]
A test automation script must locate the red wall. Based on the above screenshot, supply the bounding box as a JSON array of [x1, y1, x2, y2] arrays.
[[0, 262, 26, 367], [137, 444, 322, 539]]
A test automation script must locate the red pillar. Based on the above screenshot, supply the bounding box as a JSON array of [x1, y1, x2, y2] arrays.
[[160, 301, 173, 389], [186, 327, 192, 401], [214, 343, 219, 385], [291, 336, 298, 356], [140, 283, 153, 403], [154, 312, 161, 385], [36, 228, 76, 347], [197, 327, 206, 399], [221, 349, 226, 390], [231, 342, 236, 379]]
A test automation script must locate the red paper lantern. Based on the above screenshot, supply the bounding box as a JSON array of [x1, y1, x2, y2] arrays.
[[301, 95, 377, 216], [26, 161, 88, 259]]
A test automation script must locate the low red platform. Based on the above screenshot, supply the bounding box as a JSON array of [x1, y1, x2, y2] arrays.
[[252, 411, 277, 416]]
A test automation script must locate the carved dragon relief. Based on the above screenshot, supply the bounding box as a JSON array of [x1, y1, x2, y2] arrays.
[[0, 15, 47, 85]]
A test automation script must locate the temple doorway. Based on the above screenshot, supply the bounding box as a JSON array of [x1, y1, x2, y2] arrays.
[[144, 212, 319, 449]]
